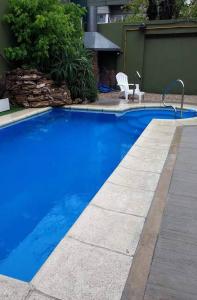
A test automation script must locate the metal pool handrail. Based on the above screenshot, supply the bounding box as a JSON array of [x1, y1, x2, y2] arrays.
[[161, 79, 185, 117], [132, 70, 142, 101]]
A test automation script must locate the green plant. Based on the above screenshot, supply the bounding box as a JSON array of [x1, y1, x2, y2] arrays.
[[3, 0, 85, 71], [4, 0, 97, 102], [180, 0, 197, 18], [123, 0, 148, 23], [51, 47, 97, 101], [123, 0, 193, 21]]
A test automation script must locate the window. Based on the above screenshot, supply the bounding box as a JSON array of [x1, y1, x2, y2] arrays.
[[97, 13, 110, 23]]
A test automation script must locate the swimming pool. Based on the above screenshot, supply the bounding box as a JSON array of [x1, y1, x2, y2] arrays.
[[0, 107, 196, 282]]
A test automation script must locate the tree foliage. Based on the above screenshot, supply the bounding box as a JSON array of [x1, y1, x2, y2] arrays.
[[4, 0, 97, 101], [152, 0, 185, 19], [123, 0, 148, 22], [180, 0, 197, 18], [123, 0, 197, 21], [3, 0, 85, 71]]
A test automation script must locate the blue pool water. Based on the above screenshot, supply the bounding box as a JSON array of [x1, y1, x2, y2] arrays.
[[0, 107, 196, 281]]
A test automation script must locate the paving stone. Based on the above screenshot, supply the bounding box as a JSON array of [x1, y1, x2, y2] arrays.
[[151, 119, 176, 127], [142, 128, 175, 139], [143, 123, 176, 133], [68, 205, 144, 256], [108, 166, 160, 192], [153, 238, 197, 269], [169, 177, 197, 198], [173, 160, 197, 172], [135, 135, 173, 149], [177, 147, 197, 161], [0, 275, 30, 300], [0, 108, 50, 127], [160, 228, 197, 246], [155, 235, 197, 259], [127, 144, 169, 160], [91, 181, 154, 217], [172, 169, 197, 183], [161, 213, 197, 238], [145, 283, 197, 300], [169, 167, 197, 197], [26, 290, 55, 299], [148, 261, 197, 295], [180, 129, 197, 146], [164, 194, 197, 220], [32, 237, 132, 300], [120, 153, 166, 174], [166, 193, 197, 209]]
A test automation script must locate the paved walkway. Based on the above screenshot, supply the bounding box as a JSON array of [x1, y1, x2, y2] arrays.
[[144, 125, 197, 300], [122, 125, 197, 300]]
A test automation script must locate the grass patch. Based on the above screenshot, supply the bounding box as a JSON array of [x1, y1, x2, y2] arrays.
[[0, 106, 24, 117]]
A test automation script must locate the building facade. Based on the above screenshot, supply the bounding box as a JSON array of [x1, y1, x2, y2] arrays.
[[71, 0, 131, 23]]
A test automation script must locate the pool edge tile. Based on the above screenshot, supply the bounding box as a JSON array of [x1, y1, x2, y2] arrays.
[[0, 107, 51, 128], [0, 275, 31, 300], [67, 204, 145, 256], [32, 237, 132, 300], [91, 181, 154, 218]]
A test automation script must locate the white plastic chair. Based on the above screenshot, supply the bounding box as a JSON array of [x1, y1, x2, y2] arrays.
[[116, 72, 144, 103]]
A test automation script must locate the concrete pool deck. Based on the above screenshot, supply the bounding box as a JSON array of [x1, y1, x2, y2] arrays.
[[1, 101, 197, 299]]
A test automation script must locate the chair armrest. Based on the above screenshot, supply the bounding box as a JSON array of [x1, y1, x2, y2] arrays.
[[117, 84, 128, 89]]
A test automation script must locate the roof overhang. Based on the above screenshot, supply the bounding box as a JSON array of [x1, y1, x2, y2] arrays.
[[84, 32, 121, 51]]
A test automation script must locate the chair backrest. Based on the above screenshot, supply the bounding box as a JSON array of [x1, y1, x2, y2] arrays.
[[116, 72, 129, 92]]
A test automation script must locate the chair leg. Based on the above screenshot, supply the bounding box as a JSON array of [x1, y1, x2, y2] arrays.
[[139, 94, 142, 104], [125, 92, 129, 103]]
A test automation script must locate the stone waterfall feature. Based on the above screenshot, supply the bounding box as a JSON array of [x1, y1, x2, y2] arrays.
[[6, 68, 82, 108]]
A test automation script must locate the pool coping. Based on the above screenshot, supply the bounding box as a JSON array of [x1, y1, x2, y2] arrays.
[[0, 107, 52, 128], [1, 103, 197, 300], [121, 125, 183, 300]]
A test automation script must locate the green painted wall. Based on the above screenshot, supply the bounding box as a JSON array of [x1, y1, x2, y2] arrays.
[[143, 34, 197, 94], [99, 20, 197, 95], [0, 0, 10, 76]]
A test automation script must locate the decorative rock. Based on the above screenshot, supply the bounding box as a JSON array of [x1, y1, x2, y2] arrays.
[[6, 68, 73, 108]]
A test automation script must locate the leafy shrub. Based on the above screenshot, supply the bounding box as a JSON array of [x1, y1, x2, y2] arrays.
[[3, 0, 85, 71], [123, 0, 148, 23], [122, 0, 196, 21], [4, 0, 97, 101], [51, 47, 97, 101], [180, 0, 197, 18]]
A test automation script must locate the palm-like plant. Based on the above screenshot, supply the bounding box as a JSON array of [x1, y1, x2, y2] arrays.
[[51, 47, 97, 101]]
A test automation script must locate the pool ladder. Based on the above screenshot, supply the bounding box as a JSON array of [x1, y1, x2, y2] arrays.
[[161, 79, 185, 118]]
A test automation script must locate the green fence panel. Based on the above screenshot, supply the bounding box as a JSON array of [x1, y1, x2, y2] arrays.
[[99, 20, 197, 95]]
